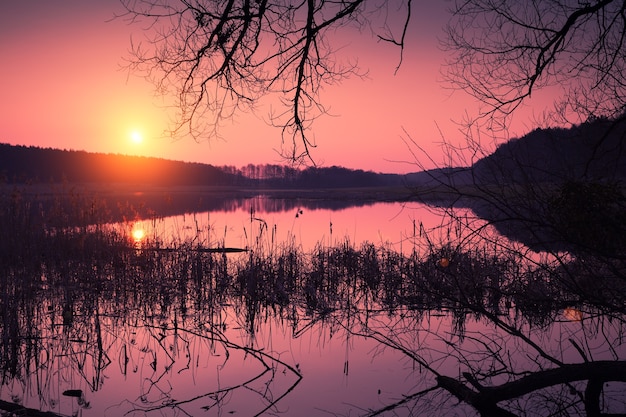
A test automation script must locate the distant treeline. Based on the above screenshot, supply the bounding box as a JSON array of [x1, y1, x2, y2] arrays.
[[0, 144, 237, 186], [0, 144, 407, 188], [3, 115, 623, 190]]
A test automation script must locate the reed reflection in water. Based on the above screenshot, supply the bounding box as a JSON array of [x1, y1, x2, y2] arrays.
[[124, 199, 471, 255], [1, 194, 625, 416]]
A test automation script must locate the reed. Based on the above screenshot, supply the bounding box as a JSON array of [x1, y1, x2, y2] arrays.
[[2, 187, 623, 335], [2, 188, 625, 417]]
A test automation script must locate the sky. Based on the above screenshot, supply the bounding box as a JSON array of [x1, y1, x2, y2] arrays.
[[0, 1, 555, 174]]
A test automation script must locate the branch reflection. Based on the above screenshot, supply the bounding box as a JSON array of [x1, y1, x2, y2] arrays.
[[0, 210, 625, 416]]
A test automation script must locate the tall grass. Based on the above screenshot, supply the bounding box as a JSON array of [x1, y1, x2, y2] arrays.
[[2, 187, 626, 417], [2, 186, 620, 321], [2, 186, 624, 347]]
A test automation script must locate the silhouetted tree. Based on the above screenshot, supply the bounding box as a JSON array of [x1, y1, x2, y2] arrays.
[[119, 0, 412, 162], [444, 0, 626, 130], [406, 35, 626, 413]]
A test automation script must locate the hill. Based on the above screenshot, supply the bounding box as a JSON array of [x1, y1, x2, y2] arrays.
[[471, 116, 626, 185], [0, 144, 237, 186], [442, 116, 626, 252], [0, 144, 415, 189], [4, 115, 624, 191]]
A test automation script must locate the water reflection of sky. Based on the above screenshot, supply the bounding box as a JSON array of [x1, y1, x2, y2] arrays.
[[12, 301, 622, 416], [15, 308, 423, 416], [128, 200, 473, 253], [4, 199, 625, 416]]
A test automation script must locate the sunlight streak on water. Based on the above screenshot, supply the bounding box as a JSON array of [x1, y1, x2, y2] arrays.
[[131, 225, 146, 243]]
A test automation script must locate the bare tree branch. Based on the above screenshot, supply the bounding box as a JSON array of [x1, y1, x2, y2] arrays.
[[443, 0, 626, 130], [118, 0, 413, 163]]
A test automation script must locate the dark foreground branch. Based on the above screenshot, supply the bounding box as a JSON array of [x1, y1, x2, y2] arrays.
[[438, 361, 626, 417], [0, 399, 64, 417]]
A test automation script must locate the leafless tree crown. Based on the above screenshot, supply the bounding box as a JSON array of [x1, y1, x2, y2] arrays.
[[444, 0, 626, 130], [119, 0, 412, 162]]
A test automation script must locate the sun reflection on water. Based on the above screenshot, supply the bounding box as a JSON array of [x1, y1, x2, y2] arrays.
[[131, 225, 146, 243]]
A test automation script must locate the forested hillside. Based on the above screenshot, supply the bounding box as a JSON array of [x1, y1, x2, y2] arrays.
[[0, 144, 238, 185], [472, 116, 626, 184], [3, 116, 624, 190], [0, 144, 406, 188]]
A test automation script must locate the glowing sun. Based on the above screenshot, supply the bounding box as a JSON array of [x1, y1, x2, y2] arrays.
[[130, 130, 143, 144]]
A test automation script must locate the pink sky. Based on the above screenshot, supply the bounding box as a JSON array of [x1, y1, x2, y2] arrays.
[[0, 1, 556, 174]]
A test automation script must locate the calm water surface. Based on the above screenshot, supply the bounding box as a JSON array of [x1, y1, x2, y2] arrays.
[[128, 198, 449, 252], [2, 196, 624, 416]]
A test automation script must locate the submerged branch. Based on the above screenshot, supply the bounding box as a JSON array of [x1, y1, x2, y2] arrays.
[[0, 399, 64, 417], [438, 361, 626, 416]]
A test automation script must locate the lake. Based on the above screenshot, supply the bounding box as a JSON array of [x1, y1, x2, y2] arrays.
[[126, 197, 455, 252], [1, 192, 625, 416]]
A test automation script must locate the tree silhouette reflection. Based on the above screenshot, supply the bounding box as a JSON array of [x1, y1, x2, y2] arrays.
[[0, 201, 625, 416]]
